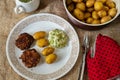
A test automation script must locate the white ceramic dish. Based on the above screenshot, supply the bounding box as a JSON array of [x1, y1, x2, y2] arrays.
[[6, 13, 80, 80]]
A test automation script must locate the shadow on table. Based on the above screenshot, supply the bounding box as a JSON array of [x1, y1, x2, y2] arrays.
[[37, 0, 54, 10]]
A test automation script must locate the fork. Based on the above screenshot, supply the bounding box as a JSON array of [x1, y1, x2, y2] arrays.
[[78, 34, 89, 80], [90, 35, 97, 58]]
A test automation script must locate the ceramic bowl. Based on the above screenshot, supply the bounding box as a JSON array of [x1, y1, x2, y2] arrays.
[[63, 0, 120, 30]]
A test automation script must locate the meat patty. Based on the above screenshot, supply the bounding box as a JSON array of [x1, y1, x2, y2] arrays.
[[19, 49, 41, 68], [15, 33, 34, 50]]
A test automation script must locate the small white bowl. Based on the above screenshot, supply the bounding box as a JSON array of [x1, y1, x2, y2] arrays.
[[63, 0, 120, 30]]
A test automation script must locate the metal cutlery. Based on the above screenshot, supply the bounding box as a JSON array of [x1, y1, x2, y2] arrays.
[[90, 41, 96, 58], [78, 34, 89, 80], [78, 34, 120, 80]]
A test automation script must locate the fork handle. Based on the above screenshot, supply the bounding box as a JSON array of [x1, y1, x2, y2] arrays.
[[80, 53, 86, 80]]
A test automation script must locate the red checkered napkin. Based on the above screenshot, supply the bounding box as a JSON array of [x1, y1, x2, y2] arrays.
[[86, 34, 120, 80]]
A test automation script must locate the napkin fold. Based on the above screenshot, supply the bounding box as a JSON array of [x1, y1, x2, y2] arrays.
[[87, 34, 120, 80]]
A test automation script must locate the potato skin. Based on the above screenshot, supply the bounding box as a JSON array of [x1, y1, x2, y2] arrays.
[[42, 47, 55, 56], [108, 8, 117, 17], [36, 38, 49, 47], [86, 0, 95, 8], [106, 1, 115, 8], [101, 16, 111, 23], [98, 10, 107, 18], [73, 8, 84, 20], [94, 1, 103, 11], [45, 54, 57, 64], [76, 2, 86, 11], [92, 19, 100, 24], [72, 0, 83, 3], [86, 17, 94, 24], [92, 11, 99, 19], [87, 8, 94, 12], [103, 6, 109, 11], [97, 0, 107, 3], [84, 12, 91, 19], [33, 31, 46, 40]]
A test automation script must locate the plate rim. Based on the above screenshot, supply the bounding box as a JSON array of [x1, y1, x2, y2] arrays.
[[6, 13, 80, 80]]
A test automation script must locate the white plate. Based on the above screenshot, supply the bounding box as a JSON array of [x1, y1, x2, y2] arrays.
[[6, 13, 80, 80]]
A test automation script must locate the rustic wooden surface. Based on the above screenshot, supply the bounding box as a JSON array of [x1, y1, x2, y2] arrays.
[[0, 0, 120, 80]]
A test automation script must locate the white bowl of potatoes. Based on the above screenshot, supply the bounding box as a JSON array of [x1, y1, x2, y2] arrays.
[[63, 0, 120, 30]]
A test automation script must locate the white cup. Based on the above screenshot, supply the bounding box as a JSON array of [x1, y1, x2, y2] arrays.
[[14, 0, 40, 14]]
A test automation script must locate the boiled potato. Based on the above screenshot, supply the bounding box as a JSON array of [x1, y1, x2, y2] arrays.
[[33, 31, 46, 40], [92, 19, 101, 24], [108, 8, 117, 17], [106, 1, 115, 8], [87, 7, 94, 12], [76, 2, 86, 11], [42, 47, 55, 56], [103, 6, 109, 11], [101, 16, 112, 23], [45, 54, 57, 64], [68, 3, 75, 12], [97, 0, 107, 3], [86, 0, 95, 8], [66, 0, 117, 25], [86, 17, 94, 24], [36, 38, 49, 47], [98, 10, 107, 17], [92, 11, 99, 19], [72, 0, 83, 3], [66, 0, 72, 5], [94, 1, 103, 11], [73, 8, 84, 20], [84, 12, 91, 19]]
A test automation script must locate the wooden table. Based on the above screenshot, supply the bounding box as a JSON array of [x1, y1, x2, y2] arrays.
[[0, 0, 120, 80]]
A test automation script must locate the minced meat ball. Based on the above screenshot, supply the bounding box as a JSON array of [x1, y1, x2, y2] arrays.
[[19, 49, 41, 68], [15, 33, 34, 50]]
